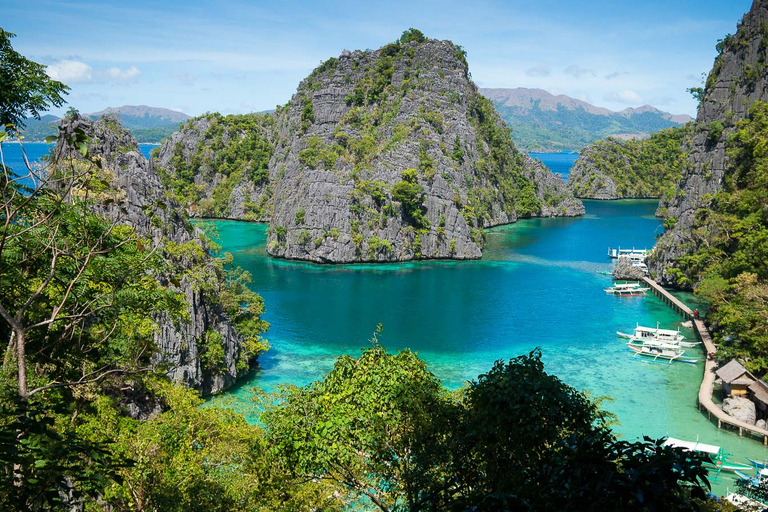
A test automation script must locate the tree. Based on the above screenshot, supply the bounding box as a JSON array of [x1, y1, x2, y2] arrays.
[[0, 28, 68, 133], [262, 328, 451, 512], [263, 344, 714, 512]]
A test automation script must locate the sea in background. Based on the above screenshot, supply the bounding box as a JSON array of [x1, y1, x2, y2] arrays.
[[0, 142, 157, 182], [529, 151, 578, 181], [7, 144, 764, 495]]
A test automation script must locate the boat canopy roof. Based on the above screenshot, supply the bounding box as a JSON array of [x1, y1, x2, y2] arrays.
[[635, 325, 680, 336], [663, 437, 721, 455]]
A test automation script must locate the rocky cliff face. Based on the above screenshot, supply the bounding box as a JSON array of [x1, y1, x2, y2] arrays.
[[156, 34, 583, 263], [567, 142, 623, 199], [650, 0, 768, 284], [55, 115, 256, 395]]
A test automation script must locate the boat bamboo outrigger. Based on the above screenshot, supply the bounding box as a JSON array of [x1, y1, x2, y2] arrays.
[[604, 282, 650, 296], [627, 342, 699, 364], [663, 437, 753, 478], [617, 322, 701, 348]]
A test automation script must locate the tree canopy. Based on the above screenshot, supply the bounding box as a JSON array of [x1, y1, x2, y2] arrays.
[[0, 28, 68, 132]]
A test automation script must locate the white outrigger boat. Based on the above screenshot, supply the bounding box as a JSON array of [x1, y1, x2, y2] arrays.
[[617, 322, 701, 348], [604, 282, 650, 296], [627, 342, 699, 364], [663, 437, 753, 474], [607, 247, 650, 260]]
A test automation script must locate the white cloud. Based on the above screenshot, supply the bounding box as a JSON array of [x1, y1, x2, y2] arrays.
[[525, 64, 551, 77], [564, 64, 595, 78], [105, 66, 141, 81], [605, 71, 629, 80], [604, 90, 644, 104], [46, 60, 93, 83]]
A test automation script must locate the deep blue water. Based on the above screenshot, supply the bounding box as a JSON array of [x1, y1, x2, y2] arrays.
[[1, 142, 157, 183], [529, 151, 579, 181]]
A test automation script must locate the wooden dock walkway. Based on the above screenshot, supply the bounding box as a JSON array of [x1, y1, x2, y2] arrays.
[[642, 277, 768, 444]]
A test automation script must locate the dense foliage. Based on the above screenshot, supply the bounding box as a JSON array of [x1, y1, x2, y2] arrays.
[[156, 113, 275, 219], [664, 102, 768, 371], [0, 29, 68, 132], [570, 124, 693, 199], [264, 343, 714, 511]]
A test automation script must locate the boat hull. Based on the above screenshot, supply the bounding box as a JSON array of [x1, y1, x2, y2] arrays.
[[627, 343, 698, 364]]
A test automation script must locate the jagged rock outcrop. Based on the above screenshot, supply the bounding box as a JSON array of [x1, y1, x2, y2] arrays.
[[722, 396, 757, 425], [568, 142, 621, 199], [155, 113, 276, 220], [156, 34, 583, 263], [567, 126, 692, 200], [650, 0, 768, 283], [612, 256, 647, 280], [54, 115, 256, 395]]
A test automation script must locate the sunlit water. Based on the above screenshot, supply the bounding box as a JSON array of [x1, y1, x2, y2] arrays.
[[9, 143, 764, 495]]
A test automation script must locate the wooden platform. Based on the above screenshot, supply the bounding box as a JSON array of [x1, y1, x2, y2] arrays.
[[642, 277, 768, 444]]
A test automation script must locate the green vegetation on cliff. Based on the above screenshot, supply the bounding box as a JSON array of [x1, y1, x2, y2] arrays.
[[569, 124, 693, 199], [156, 112, 274, 218], [664, 102, 768, 371]]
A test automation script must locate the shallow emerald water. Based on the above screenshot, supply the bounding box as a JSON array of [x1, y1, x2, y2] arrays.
[[204, 199, 768, 494]]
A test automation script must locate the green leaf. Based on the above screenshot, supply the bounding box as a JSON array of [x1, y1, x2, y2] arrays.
[[78, 141, 88, 157], [44, 135, 57, 144], [0, 132, 6, 143]]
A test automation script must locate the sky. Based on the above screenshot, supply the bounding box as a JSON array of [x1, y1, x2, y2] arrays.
[[5, 0, 754, 118]]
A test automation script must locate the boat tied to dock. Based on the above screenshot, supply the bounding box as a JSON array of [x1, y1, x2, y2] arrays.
[[617, 322, 701, 348], [604, 281, 650, 296]]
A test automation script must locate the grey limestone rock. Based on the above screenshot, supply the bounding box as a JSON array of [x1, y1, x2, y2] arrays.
[[55, 115, 254, 396], [722, 396, 757, 425], [612, 256, 647, 280], [158, 37, 584, 264], [568, 142, 621, 199], [650, 0, 768, 284]]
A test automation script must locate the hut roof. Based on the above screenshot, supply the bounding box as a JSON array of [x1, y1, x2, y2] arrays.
[[716, 359, 748, 384], [749, 381, 768, 405], [732, 375, 757, 386]]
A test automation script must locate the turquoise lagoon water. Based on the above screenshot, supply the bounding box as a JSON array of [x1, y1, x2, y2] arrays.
[[10, 143, 765, 493], [207, 200, 768, 494]]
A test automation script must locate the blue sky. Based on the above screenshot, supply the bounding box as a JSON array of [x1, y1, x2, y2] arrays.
[[5, 0, 753, 117]]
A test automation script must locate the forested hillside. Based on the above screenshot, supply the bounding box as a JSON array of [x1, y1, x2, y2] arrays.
[[567, 124, 693, 200]]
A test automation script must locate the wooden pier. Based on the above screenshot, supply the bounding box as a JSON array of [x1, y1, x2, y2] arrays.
[[642, 277, 768, 444]]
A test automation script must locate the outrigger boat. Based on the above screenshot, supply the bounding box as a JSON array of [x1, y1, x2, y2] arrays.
[[748, 457, 768, 469], [735, 467, 768, 486], [617, 322, 701, 348], [663, 437, 753, 476], [607, 247, 650, 260], [604, 282, 650, 296], [627, 342, 699, 364]]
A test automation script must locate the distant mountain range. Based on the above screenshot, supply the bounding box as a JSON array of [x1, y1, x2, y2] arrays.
[[11, 92, 690, 151], [16, 106, 191, 143], [479, 88, 692, 152]]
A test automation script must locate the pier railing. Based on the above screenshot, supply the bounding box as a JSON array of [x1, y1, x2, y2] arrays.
[[642, 277, 768, 444]]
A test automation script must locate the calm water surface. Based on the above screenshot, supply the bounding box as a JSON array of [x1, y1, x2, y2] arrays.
[[529, 151, 578, 181], [207, 200, 768, 494], [9, 143, 763, 494]]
